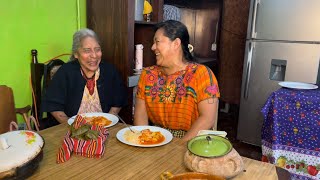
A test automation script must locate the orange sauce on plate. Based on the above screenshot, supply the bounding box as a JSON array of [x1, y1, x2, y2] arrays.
[[139, 129, 165, 145], [85, 116, 112, 126]]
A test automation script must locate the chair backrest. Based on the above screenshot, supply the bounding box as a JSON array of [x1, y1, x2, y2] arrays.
[[31, 57, 65, 130], [0, 85, 18, 134], [42, 59, 65, 96]]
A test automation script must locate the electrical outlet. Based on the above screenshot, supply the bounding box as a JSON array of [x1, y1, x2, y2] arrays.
[[211, 43, 217, 51]]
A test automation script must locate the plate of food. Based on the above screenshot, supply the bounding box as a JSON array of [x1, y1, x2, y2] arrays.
[[116, 126, 173, 147], [67, 112, 119, 128], [278, 81, 318, 90]]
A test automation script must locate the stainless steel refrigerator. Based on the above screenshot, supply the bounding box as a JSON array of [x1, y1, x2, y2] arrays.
[[237, 0, 320, 146]]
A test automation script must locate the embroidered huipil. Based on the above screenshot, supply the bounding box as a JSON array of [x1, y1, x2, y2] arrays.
[[136, 63, 220, 131]]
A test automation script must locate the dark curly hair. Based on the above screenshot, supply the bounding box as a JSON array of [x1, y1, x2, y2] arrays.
[[155, 20, 194, 61]]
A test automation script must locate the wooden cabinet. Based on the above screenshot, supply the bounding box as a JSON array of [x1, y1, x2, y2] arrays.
[[164, 0, 222, 76], [218, 0, 250, 104], [87, 0, 222, 123]]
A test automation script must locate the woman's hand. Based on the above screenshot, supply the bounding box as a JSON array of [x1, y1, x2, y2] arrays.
[[51, 111, 69, 123], [108, 107, 121, 115], [182, 97, 219, 141], [133, 98, 149, 125]]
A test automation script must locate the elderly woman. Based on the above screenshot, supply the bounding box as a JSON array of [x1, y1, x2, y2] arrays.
[[134, 20, 220, 141], [42, 28, 127, 124]]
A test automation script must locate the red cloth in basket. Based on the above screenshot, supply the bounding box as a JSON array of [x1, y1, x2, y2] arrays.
[[56, 115, 109, 163]]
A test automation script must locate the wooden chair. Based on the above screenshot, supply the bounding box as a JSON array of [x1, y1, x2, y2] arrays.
[[0, 85, 39, 134], [30, 49, 65, 130], [42, 58, 65, 97]]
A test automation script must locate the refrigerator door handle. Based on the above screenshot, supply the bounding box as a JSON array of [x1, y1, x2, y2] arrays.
[[244, 42, 254, 99], [251, 0, 260, 38]]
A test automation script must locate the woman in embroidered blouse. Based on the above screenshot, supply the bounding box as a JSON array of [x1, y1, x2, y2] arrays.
[[42, 28, 127, 124], [134, 20, 220, 141]]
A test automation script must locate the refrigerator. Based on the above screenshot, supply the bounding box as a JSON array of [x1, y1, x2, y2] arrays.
[[237, 0, 320, 146]]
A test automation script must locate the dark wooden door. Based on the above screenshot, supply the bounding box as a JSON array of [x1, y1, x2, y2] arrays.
[[87, 0, 164, 124], [87, 0, 135, 123]]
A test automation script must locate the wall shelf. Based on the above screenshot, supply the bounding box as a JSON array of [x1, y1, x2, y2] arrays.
[[135, 21, 158, 25]]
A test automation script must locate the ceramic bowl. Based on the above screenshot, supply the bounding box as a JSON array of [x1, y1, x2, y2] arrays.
[[187, 135, 232, 158]]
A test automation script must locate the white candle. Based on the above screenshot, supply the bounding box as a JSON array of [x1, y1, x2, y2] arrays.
[[0, 137, 9, 150], [135, 44, 144, 70]]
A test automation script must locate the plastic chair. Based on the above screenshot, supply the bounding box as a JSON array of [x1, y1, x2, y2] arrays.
[[0, 85, 39, 134]]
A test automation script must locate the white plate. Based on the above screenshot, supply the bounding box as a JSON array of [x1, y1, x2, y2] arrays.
[[116, 126, 173, 147], [67, 112, 119, 128], [278, 81, 318, 90], [197, 130, 227, 137]]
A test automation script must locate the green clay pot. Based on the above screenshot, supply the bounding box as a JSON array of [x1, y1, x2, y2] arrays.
[[187, 135, 232, 158]]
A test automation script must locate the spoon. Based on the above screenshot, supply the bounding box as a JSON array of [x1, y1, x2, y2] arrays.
[[115, 114, 135, 133]]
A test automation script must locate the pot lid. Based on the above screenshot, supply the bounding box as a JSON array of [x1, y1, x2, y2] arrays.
[[187, 135, 232, 158]]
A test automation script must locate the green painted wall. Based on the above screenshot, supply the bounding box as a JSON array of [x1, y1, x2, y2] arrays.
[[0, 0, 87, 123]]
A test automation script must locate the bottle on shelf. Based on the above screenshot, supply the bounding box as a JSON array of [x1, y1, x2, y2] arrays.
[[143, 0, 153, 22]]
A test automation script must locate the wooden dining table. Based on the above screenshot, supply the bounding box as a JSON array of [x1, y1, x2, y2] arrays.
[[28, 123, 289, 180]]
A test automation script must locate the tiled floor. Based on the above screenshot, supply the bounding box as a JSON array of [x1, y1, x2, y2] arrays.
[[217, 103, 262, 161]]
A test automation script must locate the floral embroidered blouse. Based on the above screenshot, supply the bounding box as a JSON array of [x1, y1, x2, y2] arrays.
[[136, 63, 220, 131]]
